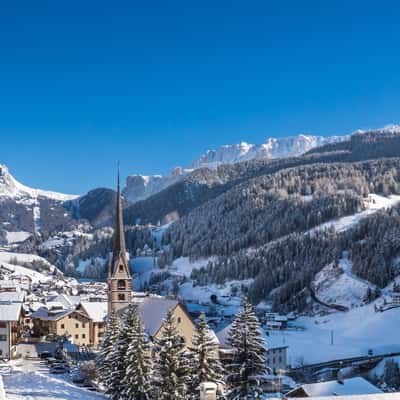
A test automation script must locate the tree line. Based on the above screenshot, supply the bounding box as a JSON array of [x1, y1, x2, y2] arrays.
[[97, 297, 267, 399]]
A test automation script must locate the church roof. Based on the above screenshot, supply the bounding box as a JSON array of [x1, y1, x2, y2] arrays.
[[136, 297, 179, 337]]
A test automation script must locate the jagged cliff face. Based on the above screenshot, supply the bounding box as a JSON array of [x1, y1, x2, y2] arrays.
[[190, 134, 347, 169], [122, 167, 189, 204], [122, 134, 348, 204]]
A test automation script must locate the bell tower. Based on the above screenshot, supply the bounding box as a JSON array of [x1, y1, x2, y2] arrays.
[[108, 169, 132, 315]]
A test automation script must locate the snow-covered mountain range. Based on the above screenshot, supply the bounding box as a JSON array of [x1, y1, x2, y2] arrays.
[[190, 134, 347, 169], [123, 133, 348, 203], [0, 164, 77, 202]]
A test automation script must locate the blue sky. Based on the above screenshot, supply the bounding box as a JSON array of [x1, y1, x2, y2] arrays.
[[1, 1, 400, 194]]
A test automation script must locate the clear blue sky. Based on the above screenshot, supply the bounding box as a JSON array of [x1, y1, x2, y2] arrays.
[[1, 1, 400, 194]]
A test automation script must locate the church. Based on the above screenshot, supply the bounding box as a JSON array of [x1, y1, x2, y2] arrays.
[[103, 172, 197, 347]]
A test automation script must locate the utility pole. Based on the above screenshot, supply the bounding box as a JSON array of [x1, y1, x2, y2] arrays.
[[331, 330, 334, 345]]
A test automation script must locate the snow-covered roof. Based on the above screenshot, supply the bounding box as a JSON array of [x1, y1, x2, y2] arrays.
[[31, 307, 72, 321], [47, 294, 81, 309], [287, 377, 382, 398], [0, 292, 24, 303], [136, 297, 179, 337], [80, 301, 108, 323], [0, 293, 23, 322]]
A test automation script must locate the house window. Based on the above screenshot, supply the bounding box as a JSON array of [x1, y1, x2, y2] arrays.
[[75, 323, 79, 329], [117, 280, 126, 290], [119, 265, 124, 272], [0, 335, 7, 342], [177, 317, 181, 324], [82, 323, 86, 328], [0, 322, 6, 328], [61, 324, 65, 329], [68, 315, 72, 319], [25, 319, 30, 324], [82, 334, 86, 339], [75, 334, 79, 339], [118, 293, 125, 301]]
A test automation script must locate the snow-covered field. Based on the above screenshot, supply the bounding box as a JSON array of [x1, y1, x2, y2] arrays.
[[2, 371, 105, 400], [268, 305, 400, 367], [0, 251, 55, 270], [313, 194, 400, 234], [313, 252, 374, 308], [0, 261, 51, 284], [4, 231, 32, 245]]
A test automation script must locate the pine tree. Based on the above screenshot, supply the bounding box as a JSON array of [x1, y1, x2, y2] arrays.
[[188, 312, 225, 399], [122, 306, 153, 400], [96, 312, 119, 390], [226, 297, 267, 399], [107, 306, 137, 400], [153, 309, 189, 400]]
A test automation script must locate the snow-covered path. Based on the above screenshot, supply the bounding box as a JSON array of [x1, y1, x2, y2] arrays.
[[2, 371, 105, 400]]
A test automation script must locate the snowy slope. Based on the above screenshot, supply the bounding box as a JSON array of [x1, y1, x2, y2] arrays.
[[313, 255, 373, 309], [0, 164, 77, 201], [3, 371, 105, 400], [268, 305, 400, 366], [0, 261, 51, 283], [312, 194, 400, 234]]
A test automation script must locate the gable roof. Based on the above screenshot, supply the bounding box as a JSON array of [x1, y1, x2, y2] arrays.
[[0, 300, 23, 321], [136, 297, 179, 337], [287, 377, 382, 398], [80, 301, 108, 323]]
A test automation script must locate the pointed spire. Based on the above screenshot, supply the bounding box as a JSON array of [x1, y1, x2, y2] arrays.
[[110, 164, 130, 276]]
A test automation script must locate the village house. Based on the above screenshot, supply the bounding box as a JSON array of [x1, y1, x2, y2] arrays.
[[31, 306, 92, 346], [77, 301, 108, 347], [0, 292, 24, 359]]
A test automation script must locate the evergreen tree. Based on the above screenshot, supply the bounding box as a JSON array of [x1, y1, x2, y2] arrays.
[[108, 306, 137, 400], [188, 312, 225, 399], [153, 310, 189, 400], [96, 312, 119, 390], [226, 297, 267, 399], [122, 307, 153, 400], [384, 359, 400, 390]]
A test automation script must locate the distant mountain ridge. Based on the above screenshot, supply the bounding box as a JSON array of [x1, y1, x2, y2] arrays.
[[0, 164, 77, 202], [123, 133, 348, 203]]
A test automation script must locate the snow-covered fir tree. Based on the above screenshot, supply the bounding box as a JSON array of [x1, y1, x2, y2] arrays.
[[122, 306, 153, 400], [107, 306, 137, 400], [153, 309, 189, 400], [188, 312, 225, 399], [96, 312, 119, 390], [226, 297, 267, 399]]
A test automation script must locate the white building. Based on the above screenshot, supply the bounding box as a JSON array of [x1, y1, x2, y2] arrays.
[[266, 345, 288, 373], [0, 292, 24, 359]]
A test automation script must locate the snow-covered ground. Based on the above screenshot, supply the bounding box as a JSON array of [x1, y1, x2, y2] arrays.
[[313, 194, 400, 234], [4, 231, 32, 245], [0, 261, 51, 284], [268, 304, 400, 367], [0, 251, 56, 271], [2, 371, 105, 400], [313, 252, 374, 308]]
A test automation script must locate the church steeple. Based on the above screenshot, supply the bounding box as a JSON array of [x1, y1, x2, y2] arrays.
[[109, 169, 130, 277], [108, 168, 132, 314]]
